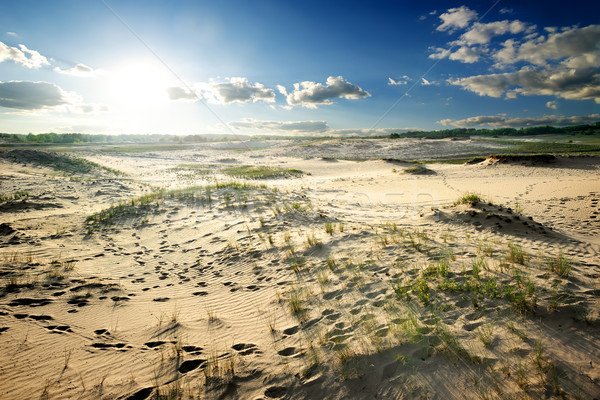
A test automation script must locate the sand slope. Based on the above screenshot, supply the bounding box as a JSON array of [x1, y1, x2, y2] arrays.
[[1, 146, 599, 399]]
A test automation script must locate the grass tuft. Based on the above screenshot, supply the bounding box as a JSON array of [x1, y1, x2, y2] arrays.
[[223, 165, 303, 179], [454, 192, 483, 206]]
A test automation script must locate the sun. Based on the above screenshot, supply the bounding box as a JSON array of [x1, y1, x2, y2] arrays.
[[110, 61, 173, 108]]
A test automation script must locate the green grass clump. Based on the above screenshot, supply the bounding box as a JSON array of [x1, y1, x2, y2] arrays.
[[403, 164, 432, 175], [86, 181, 269, 233], [454, 192, 483, 206], [0, 191, 30, 202], [547, 251, 571, 277], [507, 242, 529, 265], [86, 191, 166, 230], [223, 165, 303, 179]]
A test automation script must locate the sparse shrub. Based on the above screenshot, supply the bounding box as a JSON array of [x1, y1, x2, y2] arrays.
[[476, 323, 494, 347], [548, 251, 571, 277], [507, 242, 529, 266], [326, 256, 336, 271], [455, 192, 483, 206], [325, 222, 335, 235]]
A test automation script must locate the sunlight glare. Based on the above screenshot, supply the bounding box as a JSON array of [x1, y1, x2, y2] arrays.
[[110, 62, 172, 108]]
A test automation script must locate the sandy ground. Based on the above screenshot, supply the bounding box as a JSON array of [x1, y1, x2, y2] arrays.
[[0, 142, 599, 399]]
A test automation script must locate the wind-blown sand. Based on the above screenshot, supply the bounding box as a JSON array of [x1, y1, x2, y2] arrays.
[[0, 143, 598, 399]]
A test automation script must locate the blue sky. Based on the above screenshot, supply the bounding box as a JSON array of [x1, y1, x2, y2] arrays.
[[0, 0, 598, 135]]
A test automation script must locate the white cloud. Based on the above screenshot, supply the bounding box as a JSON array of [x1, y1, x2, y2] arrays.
[[460, 20, 533, 45], [546, 101, 558, 109], [53, 63, 105, 77], [430, 19, 535, 64], [388, 76, 411, 85], [448, 45, 485, 63], [499, 8, 513, 15], [229, 118, 329, 133], [284, 76, 370, 109], [276, 84, 288, 96], [421, 78, 431, 86], [430, 45, 484, 63], [166, 78, 275, 105], [438, 113, 600, 128], [436, 6, 478, 33], [165, 86, 197, 101], [195, 78, 277, 104], [204, 77, 275, 104], [0, 41, 49, 69], [429, 46, 451, 60], [6, 32, 17, 37], [0, 80, 105, 113], [449, 65, 600, 103], [227, 119, 415, 137], [494, 24, 600, 67]]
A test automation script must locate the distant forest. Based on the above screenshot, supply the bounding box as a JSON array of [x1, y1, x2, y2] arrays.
[[0, 132, 247, 144], [389, 123, 600, 139], [1, 123, 599, 144]]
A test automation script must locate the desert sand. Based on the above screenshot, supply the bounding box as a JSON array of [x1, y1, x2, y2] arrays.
[[0, 141, 599, 399]]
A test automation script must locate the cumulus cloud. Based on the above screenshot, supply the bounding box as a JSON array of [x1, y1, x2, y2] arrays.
[[0, 80, 105, 112], [203, 77, 275, 104], [0, 41, 49, 69], [449, 45, 485, 63], [229, 118, 329, 133], [421, 78, 432, 86], [493, 24, 600, 67], [165, 78, 275, 105], [165, 86, 197, 101], [388, 76, 411, 85], [436, 6, 478, 33], [429, 46, 451, 60], [276, 85, 288, 96], [449, 65, 600, 103], [284, 76, 370, 108], [430, 45, 485, 63], [460, 20, 533, 46], [53, 63, 105, 77], [227, 119, 415, 137], [435, 21, 600, 104], [438, 113, 600, 128], [430, 19, 535, 64], [546, 101, 558, 109]]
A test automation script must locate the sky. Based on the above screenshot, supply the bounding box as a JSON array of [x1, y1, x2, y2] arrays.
[[0, 0, 599, 136]]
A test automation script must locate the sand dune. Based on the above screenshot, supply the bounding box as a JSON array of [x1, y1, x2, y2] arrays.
[[0, 145, 599, 399]]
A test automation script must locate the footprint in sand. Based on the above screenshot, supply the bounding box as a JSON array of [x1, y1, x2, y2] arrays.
[[178, 359, 207, 374], [45, 325, 73, 333], [124, 387, 153, 400], [182, 345, 203, 355], [91, 342, 130, 351], [152, 297, 170, 302], [277, 347, 303, 357], [231, 343, 261, 356], [29, 314, 53, 321], [264, 386, 287, 398], [144, 340, 173, 349], [9, 298, 52, 307], [282, 326, 299, 336]]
